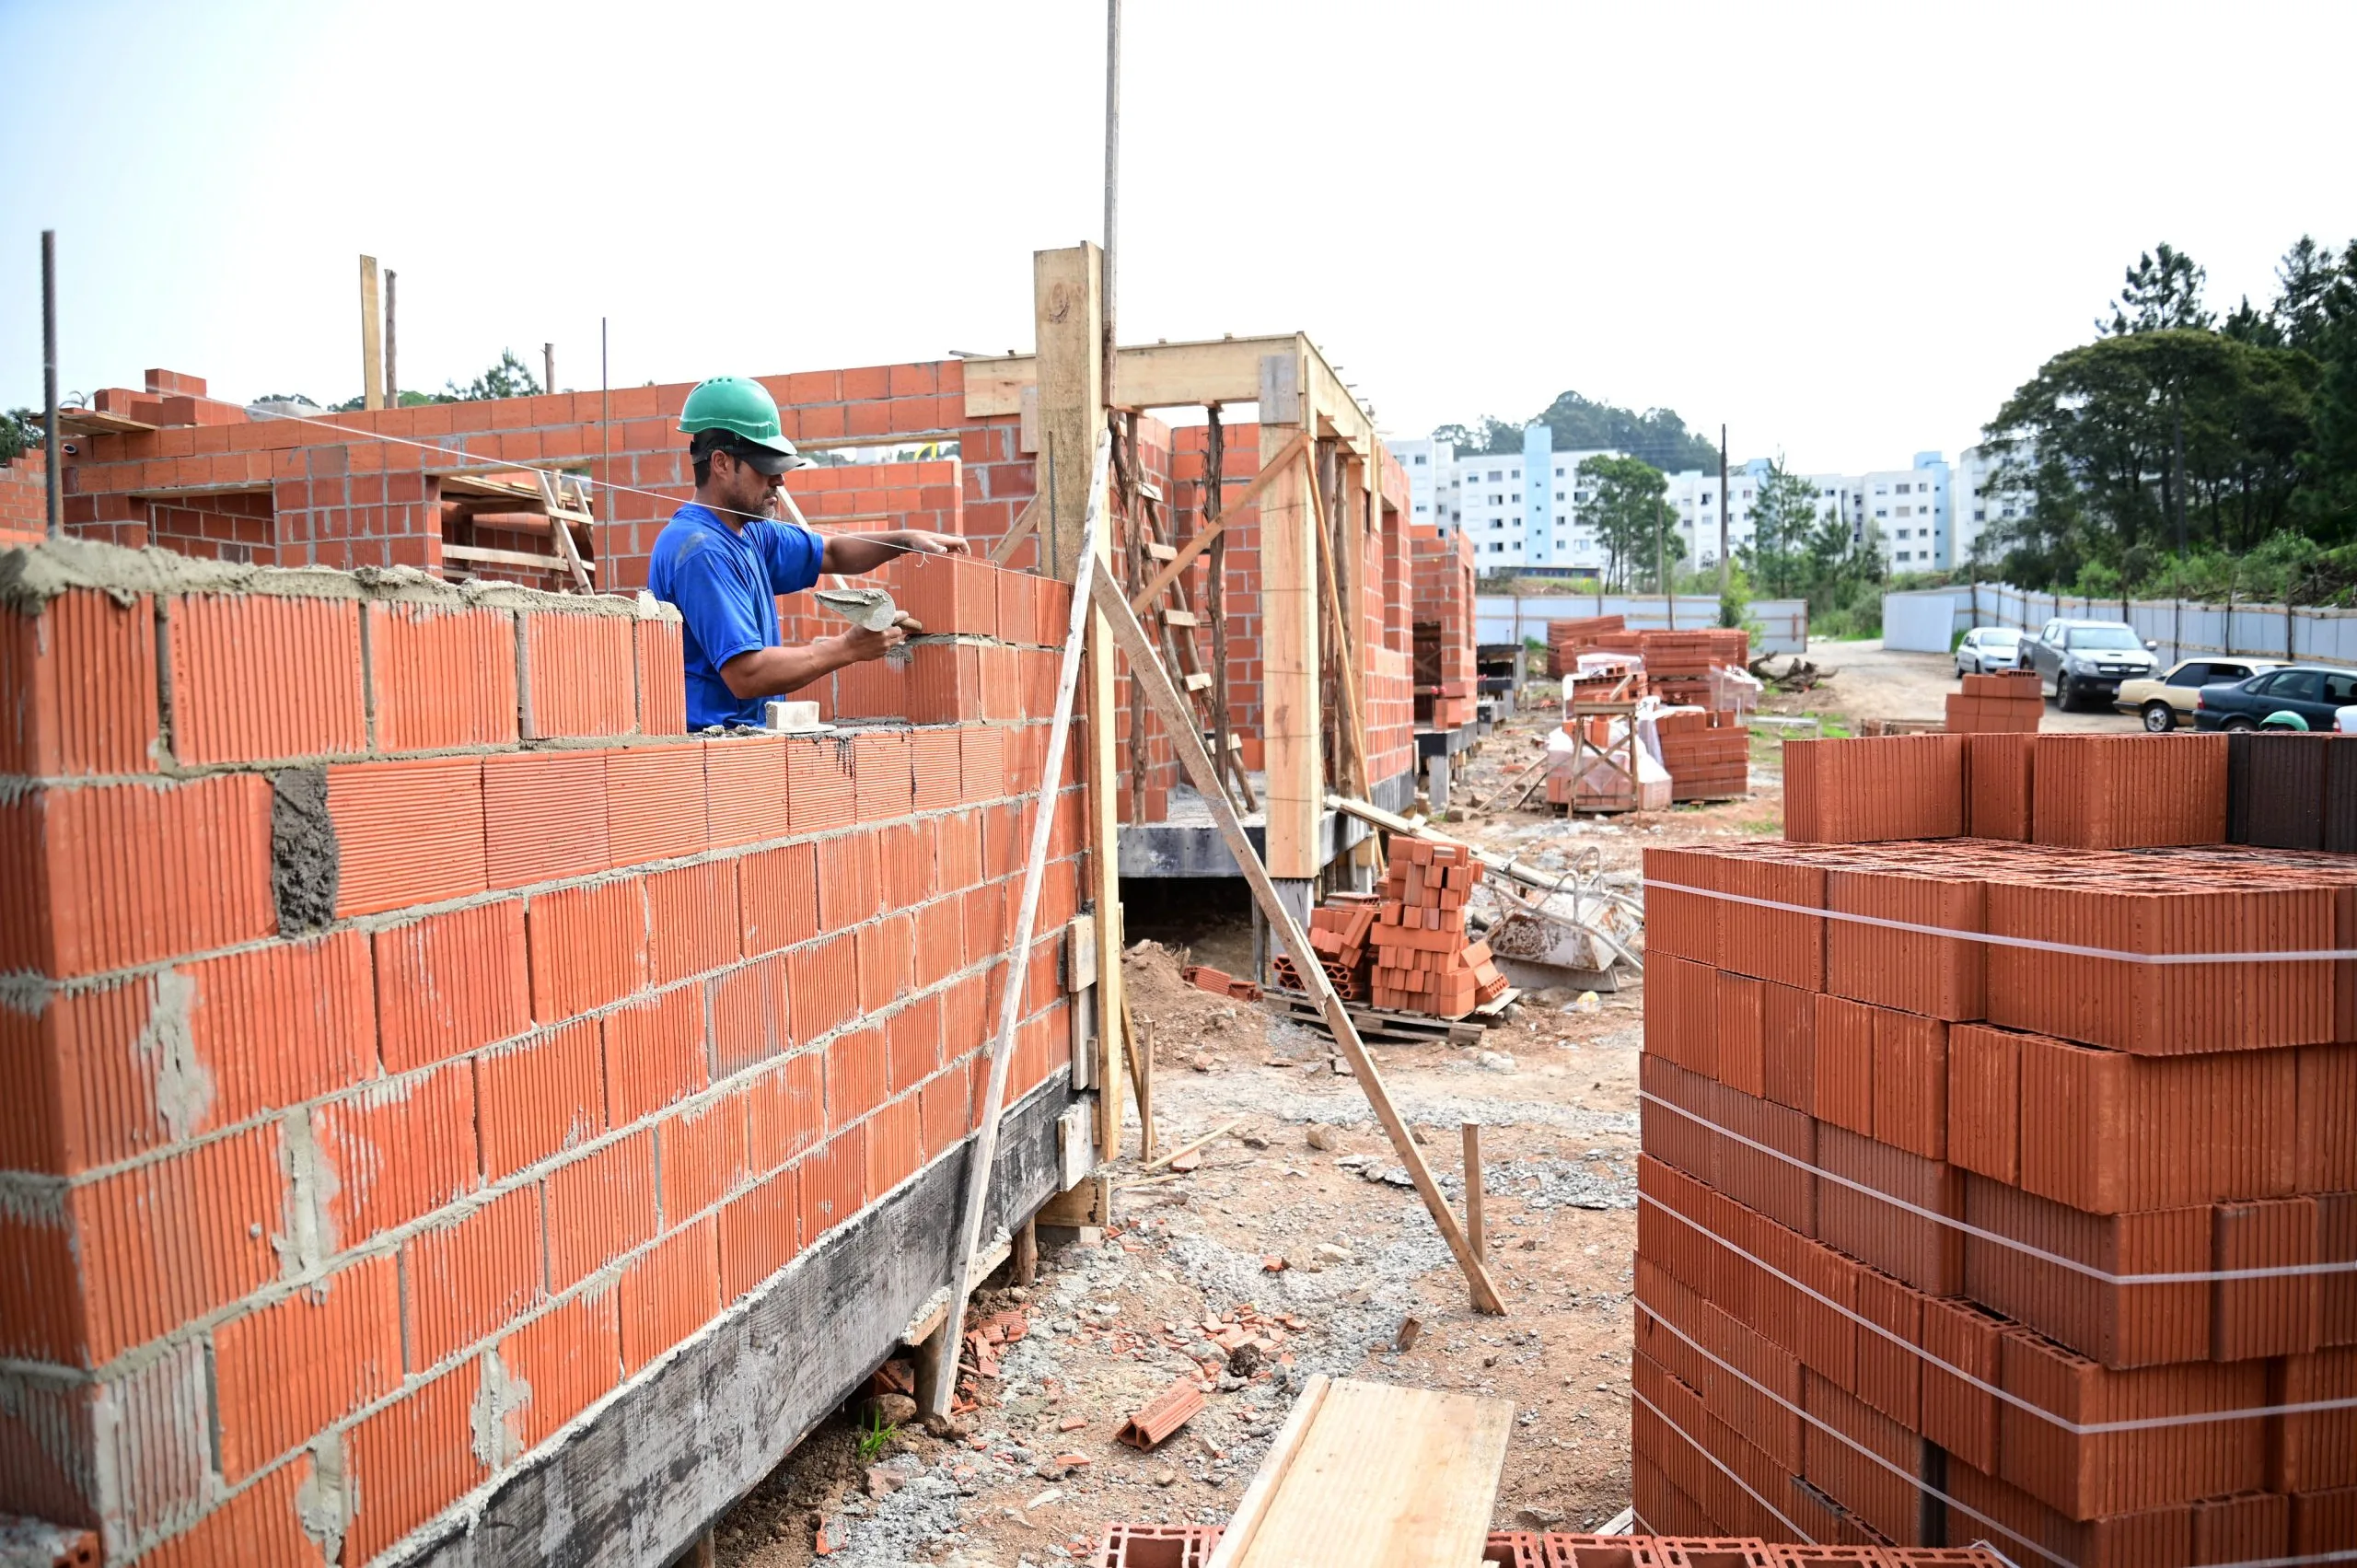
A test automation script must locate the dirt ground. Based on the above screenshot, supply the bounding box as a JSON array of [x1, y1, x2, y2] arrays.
[[706, 649, 2093, 1568], [1774, 637, 2137, 734]]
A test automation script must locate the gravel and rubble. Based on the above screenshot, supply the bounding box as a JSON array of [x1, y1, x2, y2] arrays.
[[711, 703, 1778, 1568]]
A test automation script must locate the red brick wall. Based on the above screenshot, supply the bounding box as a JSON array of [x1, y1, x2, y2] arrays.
[[1365, 449, 1417, 787], [51, 361, 1411, 811], [0, 448, 46, 546], [1412, 523, 1478, 729], [54, 361, 1026, 591], [0, 545, 1087, 1562]]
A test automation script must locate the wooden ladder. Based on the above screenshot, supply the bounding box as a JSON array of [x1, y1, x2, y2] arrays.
[[534, 469, 598, 593], [1120, 433, 1256, 814]]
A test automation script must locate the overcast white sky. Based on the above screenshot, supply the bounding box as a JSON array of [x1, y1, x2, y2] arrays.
[[5, 1, 2352, 475]]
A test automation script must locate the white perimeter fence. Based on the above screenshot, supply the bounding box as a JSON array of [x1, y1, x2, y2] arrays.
[[1883, 584, 2357, 668], [1475, 595, 1809, 656]]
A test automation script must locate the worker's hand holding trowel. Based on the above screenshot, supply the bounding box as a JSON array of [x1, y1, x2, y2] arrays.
[[814, 587, 924, 661]]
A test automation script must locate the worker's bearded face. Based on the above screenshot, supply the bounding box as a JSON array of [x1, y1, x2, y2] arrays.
[[713, 451, 783, 523]]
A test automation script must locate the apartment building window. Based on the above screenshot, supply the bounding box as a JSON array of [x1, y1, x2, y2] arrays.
[[1412, 454, 1427, 464], [1896, 528, 1910, 540], [1491, 494, 1504, 505], [1898, 551, 1912, 562], [1875, 508, 1888, 518], [1974, 508, 1986, 522], [1555, 491, 1565, 501], [1896, 505, 1912, 517], [1488, 542, 1505, 553], [1491, 519, 1504, 529], [1701, 492, 1713, 505]]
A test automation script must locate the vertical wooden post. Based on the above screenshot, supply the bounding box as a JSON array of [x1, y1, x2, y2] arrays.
[[1013, 1217, 1039, 1286], [358, 255, 385, 412], [1343, 452, 1379, 877], [1462, 1122, 1486, 1260], [1206, 408, 1245, 808], [1033, 243, 1126, 1164], [1259, 343, 1319, 886], [1121, 416, 1149, 823]]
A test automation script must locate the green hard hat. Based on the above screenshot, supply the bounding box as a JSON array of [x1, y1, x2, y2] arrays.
[[2262, 710, 2311, 730], [679, 377, 812, 472]]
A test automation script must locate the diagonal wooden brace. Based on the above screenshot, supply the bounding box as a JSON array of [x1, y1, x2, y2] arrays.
[[1086, 567, 1507, 1316]]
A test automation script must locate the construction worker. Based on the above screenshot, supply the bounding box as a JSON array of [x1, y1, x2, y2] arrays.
[[648, 377, 968, 728]]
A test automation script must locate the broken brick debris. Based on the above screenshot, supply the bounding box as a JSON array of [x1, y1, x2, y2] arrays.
[[1114, 1376, 1209, 1451]]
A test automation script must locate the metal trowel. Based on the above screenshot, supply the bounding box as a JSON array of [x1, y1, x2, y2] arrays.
[[813, 587, 912, 633]]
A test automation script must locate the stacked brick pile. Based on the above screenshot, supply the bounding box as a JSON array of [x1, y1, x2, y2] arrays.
[[1566, 652, 1647, 703], [1592, 628, 1752, 708], [1945, 670, 2043, 734], [1655, 709, 1751, 802], [1370, 841, 1510, 1017], [1412, 524, 1478, 730], [0, 540, 1091, 1564], [1271, 894, 1381, 1000], [1632, 730, 2357, 1563], [1089, 1520, 2009, 1564], [1546, 612, 1628, 677]]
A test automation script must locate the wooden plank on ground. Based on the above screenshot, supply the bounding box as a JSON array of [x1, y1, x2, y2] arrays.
[[1203, 1376, 1514, 1568]]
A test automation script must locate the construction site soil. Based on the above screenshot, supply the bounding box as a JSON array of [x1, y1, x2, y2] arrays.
[[710, 661, 2084, 1567]]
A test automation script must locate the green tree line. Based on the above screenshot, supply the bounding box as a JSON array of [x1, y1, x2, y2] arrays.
[[1435, 389, 1720, 471], [1979, 238, 2357, 604]]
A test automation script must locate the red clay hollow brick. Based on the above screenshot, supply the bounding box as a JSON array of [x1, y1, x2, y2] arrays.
[[167, 592, 366, 764]]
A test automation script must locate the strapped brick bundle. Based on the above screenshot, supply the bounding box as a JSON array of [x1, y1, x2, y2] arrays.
[[1634, 731, 2357, 1562]]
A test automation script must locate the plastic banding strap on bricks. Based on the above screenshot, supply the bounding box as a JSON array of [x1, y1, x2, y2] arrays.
[[1638, 1092, 2357, 1287], [1637, 1190, 2357, 1436], [1631, 1334, 2357, 1568], [1643, 875, 2357, 965]]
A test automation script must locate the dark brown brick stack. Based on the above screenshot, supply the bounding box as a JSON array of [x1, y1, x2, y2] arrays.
[[1634, 731, 2357, 1563]]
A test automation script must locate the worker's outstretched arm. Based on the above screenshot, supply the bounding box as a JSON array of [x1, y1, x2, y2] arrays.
[[821, 529, 970, 575], [720, 622, 908, 700]]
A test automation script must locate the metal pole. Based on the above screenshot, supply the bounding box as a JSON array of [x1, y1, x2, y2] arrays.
[[1100, 0, 1120, 412], [384, 270, 398, 405], [543, 343, 555, 396], [42, 231, 61, 539], [598, 316, 610, 584], [1717, 424, 1729, 596], [2172, 402, 2187, 559], [1657, 501, 1673, 631]]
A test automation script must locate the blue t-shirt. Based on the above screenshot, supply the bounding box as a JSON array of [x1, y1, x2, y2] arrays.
[[647, 504, 827, 728]]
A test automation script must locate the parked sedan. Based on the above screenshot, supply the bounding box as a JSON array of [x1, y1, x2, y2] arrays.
[[1955, 627, 2026, 676], [2193, 664, 2357, 731], [2116, 656, 2286, 732]]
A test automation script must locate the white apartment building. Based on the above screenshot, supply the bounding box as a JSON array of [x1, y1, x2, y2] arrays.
[[1392, 428, 1968, 576], [1953, 444, 2032, 567]]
